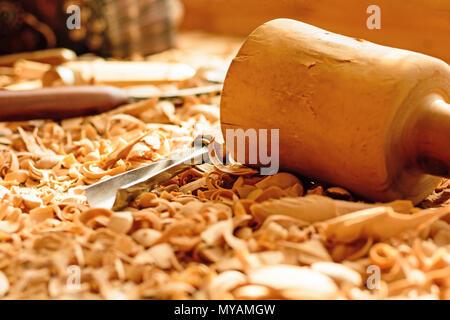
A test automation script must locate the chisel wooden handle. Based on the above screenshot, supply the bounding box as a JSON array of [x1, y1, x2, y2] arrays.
[[0, 86, 129, 121], [221, 19, 450, 204]]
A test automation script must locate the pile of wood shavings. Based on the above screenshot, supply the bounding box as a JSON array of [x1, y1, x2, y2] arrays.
[[0, 34, 449, 299], [0, 90, 448, 300]]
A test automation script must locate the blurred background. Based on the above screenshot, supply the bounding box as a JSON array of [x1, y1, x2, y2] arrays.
[[0, 0, 182, 57], [0, 0, 449, 62]]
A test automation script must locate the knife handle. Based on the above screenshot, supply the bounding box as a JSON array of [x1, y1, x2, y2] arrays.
[[0, 86, 129, 121]]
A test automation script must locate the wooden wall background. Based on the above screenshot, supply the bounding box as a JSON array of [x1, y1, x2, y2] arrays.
[[179, 0, 450, 63]]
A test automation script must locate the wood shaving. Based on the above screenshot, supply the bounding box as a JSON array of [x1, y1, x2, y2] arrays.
[[248, 265, 340, 300], [316, 206, 450, 243], [0, 41, 448, 300]]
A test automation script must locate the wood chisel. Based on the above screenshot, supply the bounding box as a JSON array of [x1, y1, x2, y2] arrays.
[[221, 19, 450, 204], [85, 136, 213, 210], [87, 19, 450, 209], [0, 83, 223, 122], [28, 19, 450, 209]]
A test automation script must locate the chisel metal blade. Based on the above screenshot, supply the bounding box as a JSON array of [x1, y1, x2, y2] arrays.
[[85, 137, 212, 210]]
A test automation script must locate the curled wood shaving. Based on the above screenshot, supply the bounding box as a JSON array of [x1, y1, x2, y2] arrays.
[[0, 271, 10, 297], [107, 212, 134, 234], [311, 262, 362, 287], [248, 265, 340, 300], [251, 195, 338, 223], [316, 206, 450, 243]]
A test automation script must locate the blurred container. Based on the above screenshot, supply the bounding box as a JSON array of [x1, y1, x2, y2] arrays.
[[103, 0, 183, 58]]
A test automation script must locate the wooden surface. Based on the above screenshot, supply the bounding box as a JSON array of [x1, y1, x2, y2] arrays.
[[180, 0, 450, 63]]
